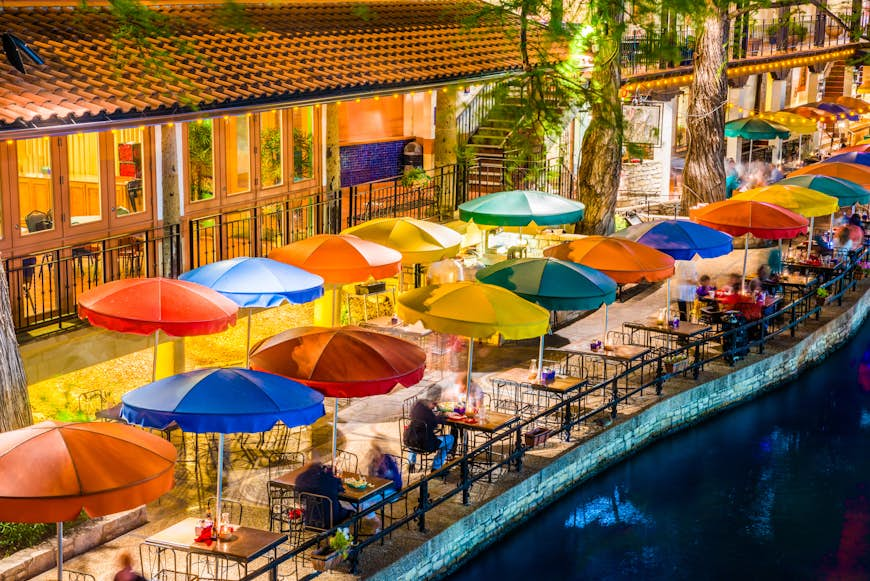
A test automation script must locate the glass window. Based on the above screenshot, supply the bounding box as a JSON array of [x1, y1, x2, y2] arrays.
[[113, 128, 146, 216], [17, 137, 55, 234], [67, 132, 102, 226], [188, 119, 214, 202], [227, 115, 252, 195], [259, 110, 284, 188], [292, 107, 314, 182]]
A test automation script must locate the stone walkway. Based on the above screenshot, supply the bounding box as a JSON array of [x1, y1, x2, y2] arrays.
[[32, 246, 817, 580]]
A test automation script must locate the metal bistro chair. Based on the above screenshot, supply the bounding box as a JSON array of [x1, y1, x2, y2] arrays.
[[206, 496, 244, 527], [399, 417, 440, 477], [20, 256, 38, 316]]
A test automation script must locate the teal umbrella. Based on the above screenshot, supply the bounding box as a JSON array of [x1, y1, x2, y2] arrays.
[[476, 257, 616, 380], [725, 118, 790, 163], [458, 190, 585, 227], [778, 175, 870, 207]]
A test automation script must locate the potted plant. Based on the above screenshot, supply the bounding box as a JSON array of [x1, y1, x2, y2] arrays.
[[855, 261, 870, 280], [401, 166, 431, 189], [815, 287, 829, 307], [788, 21, 808, 47], [663, 353, 690, 374], [766, 21, 782, 45], [311, 527, 352, 571]]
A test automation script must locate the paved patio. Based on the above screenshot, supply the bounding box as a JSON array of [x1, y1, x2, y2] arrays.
[[34, 245, 828, 580]]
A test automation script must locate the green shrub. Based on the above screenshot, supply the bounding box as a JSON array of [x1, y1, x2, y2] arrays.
[[0, 522, 52, 558]]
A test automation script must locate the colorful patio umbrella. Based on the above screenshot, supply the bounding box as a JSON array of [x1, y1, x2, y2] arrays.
[[342, 217, 462, 265], [732, 185, 839, 218], [77, 278, 238, 381], [824, 152, 870, 167], [834, 96, 870, 114], [179, 257, 324, 366], [725, 118, 790, 163], [810, 101, 859, 121], [458, 190, 586, 226], [786, 105, 837, 122], [762, 112, 818, 135], [779, 175, 870, 207], [249, 326, 426, 460], [690, 199, 809, 289], [834, 143, 870, 154], [268, 234, 402, 325], [789, 162, 870, 188], [612, 219, 733, 260], [121, 367, 325, 537], [476, 257, 617, 379], [0, 421, 176, 581], [542, 236, 676, 284], [397, 281, 550, 407]]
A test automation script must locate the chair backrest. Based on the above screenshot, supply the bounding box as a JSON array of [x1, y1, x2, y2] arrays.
[[126, 179, 142, 212], [334, 449, 359, 474], [299, 491, 333, 532], [61, 571, 96, 581], [267, 451, 306, 482], [25, 210, 52, 233], [401, 393, 419, 419], [402, 417, 437, 453], [206, 497, 243, 526]]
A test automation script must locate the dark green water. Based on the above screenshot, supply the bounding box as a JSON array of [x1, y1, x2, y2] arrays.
[[449, 321, 870, 581]]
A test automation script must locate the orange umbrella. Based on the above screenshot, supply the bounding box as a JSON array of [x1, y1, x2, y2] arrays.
[[690, 199, 808, 288], [789, 162, 870, 188], [250, 326, 426, 461], [834, 96, 870, 115], [542, 236, 675, 284], [785, 106, 838, 123], [0, 421, 176, 580], [268, 234, 402, 284]]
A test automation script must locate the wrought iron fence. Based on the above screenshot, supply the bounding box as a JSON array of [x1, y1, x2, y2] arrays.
[[457, 83, 499, 148], [5, 225, 181, 334], [235, 249, 867, 581]]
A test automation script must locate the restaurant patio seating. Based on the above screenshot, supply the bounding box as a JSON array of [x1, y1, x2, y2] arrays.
[[206, 497, 244, 526], [399, 417, 440, 476], [45, 571, 95, 581]]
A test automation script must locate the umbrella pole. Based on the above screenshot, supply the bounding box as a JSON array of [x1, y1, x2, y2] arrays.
[[742, 235, 749, 292], [666, 279, 671, 316], [56, 522, 62, 581], [245, 310, 253, 368], [216, 433, 225, 536], [603, 303, 609, 343], [749, 139, 753, 163], [466, 339, 474, 410], [332, 398, 339, 466], [808, 216, 815, 256], [152, 329, 160, 383], [537, 335, 545, 382]]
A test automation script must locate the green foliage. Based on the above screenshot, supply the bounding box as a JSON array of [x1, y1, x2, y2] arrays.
[[0, 522, 52, 558], [401, 167, 431, 188], [328, 527, 352, 558], [816, 287, 830, 299], [188, 120, 215, 201], [217, 0, 257, 33], [260, 127, 283, 187], [293, 128, 313, 181]]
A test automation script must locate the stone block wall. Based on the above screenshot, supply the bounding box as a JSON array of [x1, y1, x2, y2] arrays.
[[371, 288, 870, 581]]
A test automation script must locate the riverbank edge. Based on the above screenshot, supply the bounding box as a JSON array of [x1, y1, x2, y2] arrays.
[[370, 286, 870, 581]]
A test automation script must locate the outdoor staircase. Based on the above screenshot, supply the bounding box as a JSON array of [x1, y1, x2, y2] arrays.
[[822, 60, 846, 99]]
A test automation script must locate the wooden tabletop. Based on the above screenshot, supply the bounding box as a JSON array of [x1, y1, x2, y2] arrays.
[[625, 319, 711, 338], [361, 317, 432, 337], [550, 343, 650, 362], [269, 469, 394, 505], [144, 517, 287, 562], [490, 367, 586, 393], [441, 409, 519, 433]]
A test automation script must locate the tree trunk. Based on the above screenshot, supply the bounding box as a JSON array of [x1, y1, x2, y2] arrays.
[[435, 86, 458, 217], [161, 123, 180, 277], [682, 9, 729, 212], [575, 30, 621, 235], [325, 103, 341, 233], [0, 257, 31, 432]]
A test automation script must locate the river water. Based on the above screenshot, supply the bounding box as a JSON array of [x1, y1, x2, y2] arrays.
[[449, 321, 870, 581]]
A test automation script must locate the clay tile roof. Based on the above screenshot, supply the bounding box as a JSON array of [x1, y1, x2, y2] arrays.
[[0, 0, 559, 132]]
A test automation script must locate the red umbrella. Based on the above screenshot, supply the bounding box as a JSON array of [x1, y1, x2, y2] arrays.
[[249, 326, 426, 460], [78, 278, 238, 379]]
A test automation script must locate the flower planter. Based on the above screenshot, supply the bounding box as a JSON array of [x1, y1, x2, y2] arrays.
[[523, 427, 552, 447], [664, 358, 690, 374], [311, 549, 345, 571], [816, 296, 827, 307]]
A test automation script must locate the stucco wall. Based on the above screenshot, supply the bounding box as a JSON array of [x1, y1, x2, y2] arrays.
[[371, 287, 870, 581]]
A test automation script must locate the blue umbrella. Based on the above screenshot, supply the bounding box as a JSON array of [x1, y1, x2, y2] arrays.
[[180, 257, 324, 366], [613, 219, 733, 314], [612, 219, 734, 260], [121, 367, 324, 530], [823, 151, 870, 168], [811, 102, 860, 121]]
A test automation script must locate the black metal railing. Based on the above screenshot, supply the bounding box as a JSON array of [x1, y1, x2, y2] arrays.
[[237, 248, 866, 581], [621, 14, 859, 77], [6, 225, 181, 334], [457, 83, 499, 148]]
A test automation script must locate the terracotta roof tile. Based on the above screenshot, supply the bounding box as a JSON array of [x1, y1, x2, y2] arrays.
[[0, 0, 556, 132]]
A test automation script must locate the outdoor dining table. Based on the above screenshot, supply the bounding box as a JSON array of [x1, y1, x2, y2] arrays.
[[140, 517, 287, 581], [487, 367, 587, 440], [440, 408, 520, 474], [623, 319, 712, 380], [546, 342, 651, 395]]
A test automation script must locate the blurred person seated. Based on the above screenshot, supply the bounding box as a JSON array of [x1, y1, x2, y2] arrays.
[[295, 451, 353, 524], [403, 399, 454, 470], [454, 370, 485, 409], [696, 274, 715, 299], [723, 273, 743, 294]]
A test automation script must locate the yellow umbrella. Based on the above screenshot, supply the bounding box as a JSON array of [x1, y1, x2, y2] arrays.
[[342, 217, 462, 264], [733, 184, 839, 256], [762, 112, 818, 135], [397, 281, 550, 407], [443, 219, 493, 247], [732, 185, 839, 218]]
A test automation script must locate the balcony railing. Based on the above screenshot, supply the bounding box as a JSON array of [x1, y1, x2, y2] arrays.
[[621, 14, 859, 77]]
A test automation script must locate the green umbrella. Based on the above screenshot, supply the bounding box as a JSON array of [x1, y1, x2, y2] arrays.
[[778, 175, 870, 207], [476, 257, 616, 380], [458, 190, 585, 227], [725, 118, 790, 163]]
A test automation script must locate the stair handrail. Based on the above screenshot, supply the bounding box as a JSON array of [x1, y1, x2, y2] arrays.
[[457, 82, 499, 147]]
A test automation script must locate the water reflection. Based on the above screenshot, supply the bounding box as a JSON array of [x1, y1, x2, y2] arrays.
[[450, 321, 870, 580]]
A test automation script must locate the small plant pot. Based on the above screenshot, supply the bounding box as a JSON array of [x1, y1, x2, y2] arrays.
[[523, 427, 552, 447], [815, 296, 827, 307], [665, 358, 690, 374], [311, 549, 345, 571]]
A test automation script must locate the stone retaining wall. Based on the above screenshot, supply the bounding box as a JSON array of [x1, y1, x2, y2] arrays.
[[0, 507, 147, 580], [371, 288, 870, 581]]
